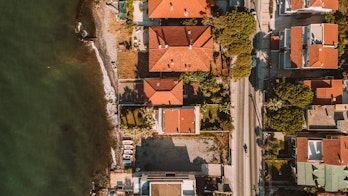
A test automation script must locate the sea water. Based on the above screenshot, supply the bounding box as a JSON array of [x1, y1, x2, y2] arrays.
[[0, 0, 111, 195]]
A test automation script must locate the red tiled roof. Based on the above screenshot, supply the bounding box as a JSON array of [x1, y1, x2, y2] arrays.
[[323, 24, 338, 45], [310, 0, 338, 11], [317, 193, 347, 196], [303, 79, 342, 105], [297, 136, 348, 165], [309, 46, 338, 69], [290, 27, 303, 68], [148, 0, 213, 18], [296, 137, 308, 162], [270, 35, 280, 50], [292, 0, 304, 10], [149, 26, 213, 72], [163, 108, 195, 133], [143, 79, 183, 105]]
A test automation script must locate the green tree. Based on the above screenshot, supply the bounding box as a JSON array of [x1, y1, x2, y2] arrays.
[[181, 18, 198, 26], [266, 107, 305, 135], [274, 83, 314, 108], [267, 98, 284, 111], [230, 53, 253, 80]]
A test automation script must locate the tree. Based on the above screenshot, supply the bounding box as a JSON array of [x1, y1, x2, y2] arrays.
[[230, 53, 252, 80], [181, 18, 198, 26], [267, 98, 284, 111], [274, 82, 314, 108], [266, 107, 305, 136]]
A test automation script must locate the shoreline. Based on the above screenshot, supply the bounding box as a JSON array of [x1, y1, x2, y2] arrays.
[[75, 0, 122, 192]]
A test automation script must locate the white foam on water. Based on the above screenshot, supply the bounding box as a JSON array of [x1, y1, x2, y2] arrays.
[[90, 41, 118, 126]]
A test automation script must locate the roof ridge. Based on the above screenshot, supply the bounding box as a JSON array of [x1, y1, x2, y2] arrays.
[[192, 48, 212, 70], [148, 0, 163, 17], [149, 49, 170, 72], [169, 83, 182, 104], [192, 26, 210, 46]]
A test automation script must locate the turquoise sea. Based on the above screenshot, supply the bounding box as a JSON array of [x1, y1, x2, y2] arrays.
[[0, 0, 111, 195]]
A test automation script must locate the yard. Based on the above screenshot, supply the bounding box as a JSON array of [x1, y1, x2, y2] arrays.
[[200, 104, 233, 131]]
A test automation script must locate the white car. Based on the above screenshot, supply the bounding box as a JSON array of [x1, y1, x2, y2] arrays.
[[123, 145, 134, 150], [123, 154, 133, 159], [122, 140, 133, 145], [123, 150, 133, 155]]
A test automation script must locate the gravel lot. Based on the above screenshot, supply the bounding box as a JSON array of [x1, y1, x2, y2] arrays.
[[135, 136, 221, 171]]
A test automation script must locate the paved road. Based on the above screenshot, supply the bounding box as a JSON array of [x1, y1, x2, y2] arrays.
[[230, 77, 263, 196]]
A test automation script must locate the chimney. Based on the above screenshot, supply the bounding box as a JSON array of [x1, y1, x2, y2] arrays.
[[170, 2, 173, 11], [184, 8, 188, 17], [187, 30, 191, 35], [156, 82, 160, 87], [189, 45, 192, 49], [159, 45, 162, 49], [171, 59, 174, 65], [165, 44, 168, 48]]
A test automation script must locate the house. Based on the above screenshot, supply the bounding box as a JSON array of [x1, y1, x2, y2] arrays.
[[148, 0, 214, 18], [306, 104, 348, 133], [143, 78, 183, 105], [156, 106, 200, 134], [279, 23, 338, 69], [134, 173, 197, 196], [149, 26, 213, 72], [280, 0, 338, 15], [296, 136, 348, 192], [303, 79, 343, 105]]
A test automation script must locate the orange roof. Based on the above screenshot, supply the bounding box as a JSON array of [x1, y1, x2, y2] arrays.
[[309, 46, 338, 69], [303, 79, 342, 105], [143, 79, 183, 105], [163, 108, 195, 133], [270, 35, 280, 50], [297, 136, 348, 165], [310, 0, 338, 11], [290, 27, 303, 68], [323, 24, 338, 45], [148, 0, 213, 18], [149, 26, 213, 72], [292, 0, 304, 10]]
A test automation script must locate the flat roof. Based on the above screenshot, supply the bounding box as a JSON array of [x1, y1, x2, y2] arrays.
[[163, 108, 195, 133], [150, 183, 181, 196]]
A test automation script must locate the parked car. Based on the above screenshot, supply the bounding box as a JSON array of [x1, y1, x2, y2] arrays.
[[123, 145, 134, 150], [122, 140, 133, 145], [123, 154, 133, 159], [123, 150, 133, 155]]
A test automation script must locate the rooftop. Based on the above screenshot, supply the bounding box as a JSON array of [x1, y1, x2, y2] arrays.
[[150, 183, 181, 196], [306, 104, 348, 132], [296, 135, 348, 164], [149, 26, 213, 72], [143, 78, 183, 105], [303, 80, 343, 105], [148, 0, 214, 18], [283, 24, 338, 69], [291, 0, 338, 11]]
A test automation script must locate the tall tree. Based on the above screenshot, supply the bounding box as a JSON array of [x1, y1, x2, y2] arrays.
[[266, 107, 305, 136], [274, 83, 314, 108]]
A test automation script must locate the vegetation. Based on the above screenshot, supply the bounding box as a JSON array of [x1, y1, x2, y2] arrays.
[[207, 8, 256, 80], [274, 82, 314, 108], [266, 107, 305, 136], [201, 103, 233, 131], [120, 107, 155, 138], [181, 18, 198, 26], [267, 98, 284, 111], [126, 0, 134, 34], [262, 137, 284, 159]]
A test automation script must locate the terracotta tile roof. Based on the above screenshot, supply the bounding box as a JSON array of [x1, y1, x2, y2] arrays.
[[148, 0, 213, 18], [310, 0, 338, 11], [309, 46, 338, 69], [163, 108, 195, 133], [297, 136, 348, 165], [270, 35, 280, 50], [143, 79, 183, 105], [323, 24, 338, 45], [149, 26, 213, 72], [303, 79, 342, 105], [296, 137, 308, 162], [317, 193, 347, 196], [290, 27, 303, 68], [292, 0, 304, 10]]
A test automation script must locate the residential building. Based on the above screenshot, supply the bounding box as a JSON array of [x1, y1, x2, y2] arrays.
[[303, 79, 343, 105], [148, 0, 214, 18], [156, 106, 200, 134], [134, 173, 197, 196], [149, 26, 213, 72], [143, 78, 183, 105], [296, 136, 348, 192], [280, 0, 338, 15], [306, 104, 348, 133], [279, 23, 338, 69]]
